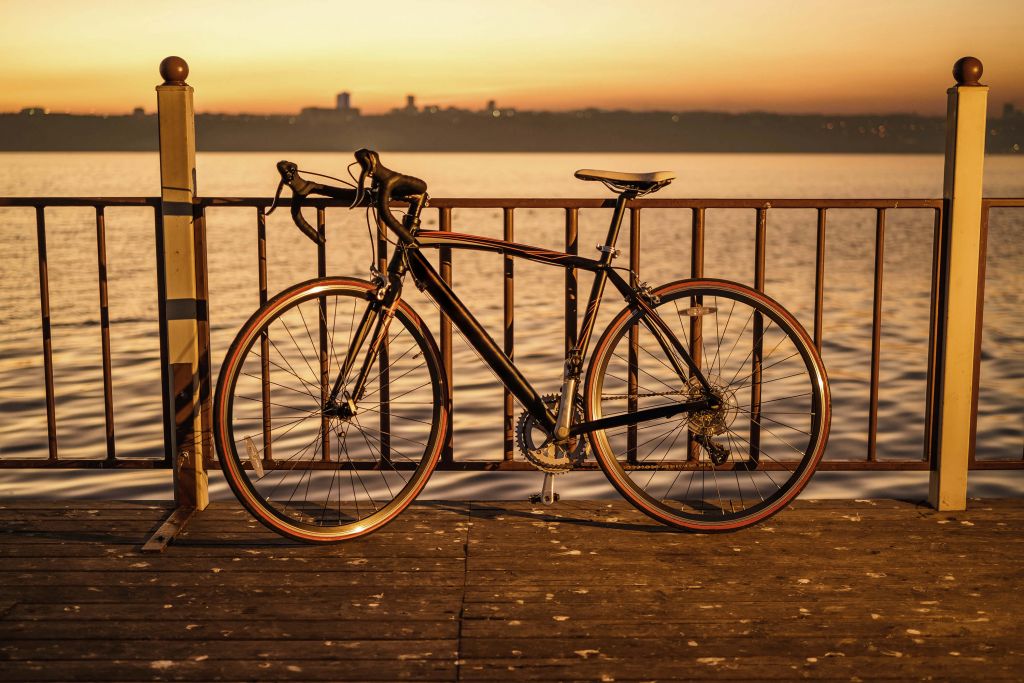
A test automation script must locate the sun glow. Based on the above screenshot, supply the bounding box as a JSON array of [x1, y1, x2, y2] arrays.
[[1, 0, 1022, 115]]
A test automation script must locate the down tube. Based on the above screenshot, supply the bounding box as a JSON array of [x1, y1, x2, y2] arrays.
[[405, 249, 557, 433]]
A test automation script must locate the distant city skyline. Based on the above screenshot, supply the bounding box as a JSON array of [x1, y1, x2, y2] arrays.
[[2, 0, 1022, 116]]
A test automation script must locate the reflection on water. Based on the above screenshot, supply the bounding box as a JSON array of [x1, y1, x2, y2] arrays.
[[1, 153, 1021, 481]]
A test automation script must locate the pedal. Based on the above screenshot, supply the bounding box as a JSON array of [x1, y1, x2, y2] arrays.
[[529, 473, 560, 505]]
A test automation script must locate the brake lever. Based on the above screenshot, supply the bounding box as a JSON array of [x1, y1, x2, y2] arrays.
[[266, 178, 286, 216], [352, 166, 370, 209]]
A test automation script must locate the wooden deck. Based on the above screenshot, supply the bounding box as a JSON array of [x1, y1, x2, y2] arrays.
[[0, 499, 1022, 681]]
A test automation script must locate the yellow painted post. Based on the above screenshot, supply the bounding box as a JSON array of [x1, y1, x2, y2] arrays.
[[926, 57, 989, 511], [157, 56, 209, 510]]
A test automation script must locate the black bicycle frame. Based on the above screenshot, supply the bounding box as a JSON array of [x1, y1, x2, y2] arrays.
[[337, 194, 714, 439]]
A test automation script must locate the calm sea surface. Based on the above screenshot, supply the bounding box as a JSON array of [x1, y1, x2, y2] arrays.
[[1, 152, 1021, 470]]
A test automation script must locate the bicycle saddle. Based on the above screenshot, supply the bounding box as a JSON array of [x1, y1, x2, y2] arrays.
[[575, 169, 676, 195]]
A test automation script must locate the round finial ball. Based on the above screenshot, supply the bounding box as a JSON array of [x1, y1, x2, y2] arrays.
[[953, 56, 983, 86], [159, 56, 189, 85]]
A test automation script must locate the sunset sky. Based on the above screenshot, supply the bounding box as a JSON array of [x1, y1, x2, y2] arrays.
[[2, 0, 1022, 116]]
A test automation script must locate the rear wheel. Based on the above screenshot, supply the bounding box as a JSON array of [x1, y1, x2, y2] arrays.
[[585, 279, 830, 531], [214, 277, 447, 543]]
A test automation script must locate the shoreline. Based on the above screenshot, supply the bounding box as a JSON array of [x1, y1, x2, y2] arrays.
[[2, 469, 1023, 502]]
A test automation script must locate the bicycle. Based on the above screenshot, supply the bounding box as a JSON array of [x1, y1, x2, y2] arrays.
[[212, 149, 831, 543]]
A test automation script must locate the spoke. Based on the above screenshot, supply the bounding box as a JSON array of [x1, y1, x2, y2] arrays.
[[235, 394, 321, 413], [241, 371, 323, 399], [651, 422, 689, 502], [728, 364, 807, 392], [350, 416, 395, 504], [266, 337, 320, 401], [733, 405, 814, 437], [278, 314, 320, 389], [719, 308, 755, 374], [348, 420, 432, 455], [724, 348, 794, 389], [711, 296, 737, 380]]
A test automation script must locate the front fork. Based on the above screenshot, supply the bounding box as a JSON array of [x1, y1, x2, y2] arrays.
[[325, 251, 407, 416]]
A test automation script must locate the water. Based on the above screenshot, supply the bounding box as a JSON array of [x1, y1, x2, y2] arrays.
[[1, 153, 1021, 484]]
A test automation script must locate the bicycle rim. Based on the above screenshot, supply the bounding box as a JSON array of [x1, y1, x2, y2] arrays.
[[214, 278, 447, 542], [585, 279, 830, 531]]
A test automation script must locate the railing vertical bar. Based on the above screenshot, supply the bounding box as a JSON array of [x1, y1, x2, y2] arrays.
[[924, 207, 943, 464], [503, 208, 515, 462], [439, 207, 454, 464], [813, 208, 827, 352], [687, 208, 705, 461], [967, 204, 990, 466], [154, 208, 172, 466], [564, 208, 578, 357], [95, 206, 116, 463], [35, 206, 58, 461], [194, 206, 214, 466], [867, 208, 886, 463], [627, 208, 640, 464], [257, 207, 273, 463], [317, 207, 330, 461], [377, 211, 391, 464], [749, 208, 767, 464]]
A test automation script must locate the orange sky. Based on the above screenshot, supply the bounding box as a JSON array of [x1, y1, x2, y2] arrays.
[[1, 0, 1022, 116]]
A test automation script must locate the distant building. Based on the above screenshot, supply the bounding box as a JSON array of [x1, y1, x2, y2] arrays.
[[20, 107, 48, 116], [301, 90, 360, 118], [405, 95, 417, 113], [132, 107, 146, 117], [1004, 102, 1017, 119]]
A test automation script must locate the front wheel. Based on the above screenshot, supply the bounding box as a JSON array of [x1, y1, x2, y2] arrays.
[[585, 279, 830, 531], [214, 277, 448, 543]]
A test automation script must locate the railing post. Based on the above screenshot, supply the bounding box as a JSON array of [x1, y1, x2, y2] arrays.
[[156, 56, 209, 511], [926, 57, 989, 511]]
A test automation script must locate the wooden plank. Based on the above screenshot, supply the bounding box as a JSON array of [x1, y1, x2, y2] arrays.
[[0, 499, 1021, 682]]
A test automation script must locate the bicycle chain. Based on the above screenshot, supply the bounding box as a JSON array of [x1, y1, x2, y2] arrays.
[[600, 389, 690, 401]]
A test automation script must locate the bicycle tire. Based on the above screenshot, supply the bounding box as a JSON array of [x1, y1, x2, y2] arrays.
[[214, 277, 448, 542], [585, 279, 830, 531]]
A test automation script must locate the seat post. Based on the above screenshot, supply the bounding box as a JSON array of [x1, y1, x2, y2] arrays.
[[598, 190, 636, 263]]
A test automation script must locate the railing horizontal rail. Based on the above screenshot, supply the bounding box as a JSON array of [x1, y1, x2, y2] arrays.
[[0, 197, 948, 210], [1, 194, 1020, 472]]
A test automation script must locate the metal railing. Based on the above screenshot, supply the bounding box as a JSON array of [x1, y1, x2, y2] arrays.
[[0, 197, 170, 468], [2, 195, 1020, 472], [0, 55, 1019, 521]]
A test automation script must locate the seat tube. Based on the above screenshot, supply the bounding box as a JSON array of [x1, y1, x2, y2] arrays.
[[575, 192, 634, 361]]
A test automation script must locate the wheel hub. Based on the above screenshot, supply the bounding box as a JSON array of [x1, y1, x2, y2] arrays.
[[686, 374, 740, 438]]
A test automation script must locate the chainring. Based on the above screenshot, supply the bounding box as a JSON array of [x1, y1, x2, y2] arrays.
[[515, 393, 589, 474]]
